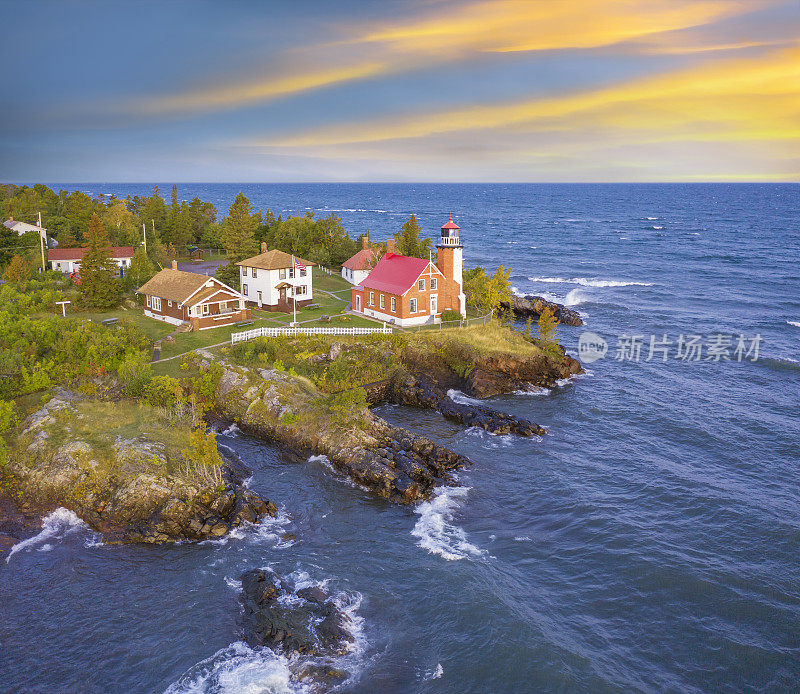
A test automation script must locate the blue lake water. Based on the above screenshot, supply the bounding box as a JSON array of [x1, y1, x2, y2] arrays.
[[2, 183, 799, 692]]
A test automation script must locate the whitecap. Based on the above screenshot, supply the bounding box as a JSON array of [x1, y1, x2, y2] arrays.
[[202, 508, 292, 548], [514, 536, 532, 542], [5, 507, 99, 563], [446, 389, 483, 406], [463, 427, 517, 448], [564, 288, 587, 306], [224, 577, 242, 591], [572, 278, 653, 287], [647, 217, 658, 220], [412, 486, 484, 561], [787, 321, 800, 328], [652, 226, 664, 230], [309, 455, 372, 494], [528, 276, 569, 283]]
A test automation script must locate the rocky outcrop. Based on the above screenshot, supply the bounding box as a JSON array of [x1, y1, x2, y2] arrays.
[[500, 294, 583, 326], [212, 363, 468, 504], [389, 373, 545, 436], [6, 396, 276, 544], [239, 569, 354, 656]]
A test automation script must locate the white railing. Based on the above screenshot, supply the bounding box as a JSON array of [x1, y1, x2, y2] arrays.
[[231, 323, 392, 344]]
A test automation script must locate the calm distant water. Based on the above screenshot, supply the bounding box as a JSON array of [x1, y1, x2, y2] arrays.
[[2, 184, 799, 693]]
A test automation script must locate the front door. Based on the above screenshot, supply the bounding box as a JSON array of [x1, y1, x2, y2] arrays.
[[257, 291, 262, 307], [279, 287, 287, 302], [430, 294, 437, 315], [356, 295, 362, 312]]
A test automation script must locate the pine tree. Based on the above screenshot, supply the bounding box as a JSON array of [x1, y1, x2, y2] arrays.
[[79, 214, 122, 309], [394, 215, 432, 258], [537, 307, 561, 358], [222, 192, 259, 262]]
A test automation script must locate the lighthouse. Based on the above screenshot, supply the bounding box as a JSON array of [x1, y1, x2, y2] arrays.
[[436, 216, 466, 316]]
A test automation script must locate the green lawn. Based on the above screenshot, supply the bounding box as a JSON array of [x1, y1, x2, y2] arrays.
[[75, 307, 175, 342], [314, 269, 351, 295]]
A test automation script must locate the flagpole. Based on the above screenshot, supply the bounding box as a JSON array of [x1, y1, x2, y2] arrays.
[[292, 255, 297, 325]]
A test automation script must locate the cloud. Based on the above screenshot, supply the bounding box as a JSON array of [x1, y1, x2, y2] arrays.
[[123, 0, 770, 117], [256, 43, 800, 148]]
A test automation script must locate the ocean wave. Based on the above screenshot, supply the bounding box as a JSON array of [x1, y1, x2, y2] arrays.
[[527, 276, 652, 288], [463, 426, 519, 448], [202, 508, 292, 548], [513, 386, 550, 396], [647, 217, 658, 220], [309, 455, 372, 495], [5, 507, 100, 563], [446, 389, 483, 406], [412, 486, 484, 561], [652, 226, 664, 230], [219, 422, 241, 438], [787, 321, 800, 328]]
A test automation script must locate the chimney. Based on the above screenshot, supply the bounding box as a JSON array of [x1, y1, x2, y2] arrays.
[[171, 260, 178, 270], [261, 241, 267, 253], [362, 235, 368, 250], [386, 238, 395, 255]]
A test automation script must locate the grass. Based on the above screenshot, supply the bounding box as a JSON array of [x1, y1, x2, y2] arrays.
[[313, 269, 351, 295], [412, 321, 542, 358], [75, 307, 175, 342]]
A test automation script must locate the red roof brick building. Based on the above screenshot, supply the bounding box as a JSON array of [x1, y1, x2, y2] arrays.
[[351, 217, 465, 327]]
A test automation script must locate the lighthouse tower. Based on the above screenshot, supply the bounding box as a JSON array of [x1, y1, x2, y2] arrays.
[[436, 216, 466, 316]]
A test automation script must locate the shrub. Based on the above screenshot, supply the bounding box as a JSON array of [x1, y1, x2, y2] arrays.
[[440, 309, 462, 323], [118, 353, 153, 397], [143, 375, 182, 407]]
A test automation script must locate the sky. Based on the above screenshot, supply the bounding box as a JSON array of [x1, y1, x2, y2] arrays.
[[0, 0, 798, 182]]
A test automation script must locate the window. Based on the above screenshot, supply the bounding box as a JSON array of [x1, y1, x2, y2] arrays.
[[369, 291, 374, 306], [410, 298, 417, 313], [391, 297, 396, 312], [202, 304, 209, 315], [295, 285, 307, 296], [289, 268, 295, 279], [252, 268, 257, 278], [167, 300, 172, 307], [146, 295, 151, 307], [243, 284, 248, 295], [418, 279, 425, 291], [152, 297, 161, 311], [430, 278, 437, 290], [380, 295, 385, 309], [300, 268, 306, 277], [279, 269, 286, 279]]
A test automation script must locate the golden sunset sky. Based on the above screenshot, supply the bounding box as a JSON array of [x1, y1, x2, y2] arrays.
[[1, 0, 798, 181]]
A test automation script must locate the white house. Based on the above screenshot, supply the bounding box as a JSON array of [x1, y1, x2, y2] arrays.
[[341, 236, 379, 285], [48, 246, 135, 277], [3, 218, 46, 237], [236, 243, 316, 312]]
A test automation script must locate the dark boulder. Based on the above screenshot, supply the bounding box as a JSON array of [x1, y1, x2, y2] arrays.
[[239, 569, 354, 657], [500, 294, 583, 326]]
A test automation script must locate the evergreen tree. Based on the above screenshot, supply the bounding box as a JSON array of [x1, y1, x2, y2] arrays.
[[126, 246, 156, 289], [394, 215, 431, 258], [79, 214, 122, 309], [537, 306, 562, 359], [222, 192, 259, 262]]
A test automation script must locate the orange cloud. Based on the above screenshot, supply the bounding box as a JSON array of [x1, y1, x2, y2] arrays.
[[260, 44, 800, 147], [127, 0, 771, 116]]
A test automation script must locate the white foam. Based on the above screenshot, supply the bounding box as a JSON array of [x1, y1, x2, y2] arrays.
[[514, 535, 532, 542], [446, 389, 483, 406], [203, 508, 292, 548], [572, 278, 652, 287], [220, 422, 241, 438], [309, 455, 372, 494], [463, 426, 517, 448], [647, 217, 658, 220], [412, 486, 484, 561], [224, 577, 242, 591], [513, 386, 550, 396], [652, 226, 664, 230], [787, 321, 800, 328], [163, 642, 302, 694], [5, 507, 99, 563], [564, 288, 587, 306], [527, 276, 652, 288]]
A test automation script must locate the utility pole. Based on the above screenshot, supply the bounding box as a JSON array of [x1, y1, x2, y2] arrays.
[[142, 223, 147, 253], [38, 211, 46, 272]]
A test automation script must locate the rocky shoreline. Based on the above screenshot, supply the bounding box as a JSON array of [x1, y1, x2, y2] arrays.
[[3, 394, 276, 545], [500, 294, 584, 326]]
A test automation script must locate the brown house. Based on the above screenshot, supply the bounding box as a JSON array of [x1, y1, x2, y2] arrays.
[[137, 261, 250, 330]]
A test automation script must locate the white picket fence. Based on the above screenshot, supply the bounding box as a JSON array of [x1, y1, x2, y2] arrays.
[[231, 323, 392, 344]]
